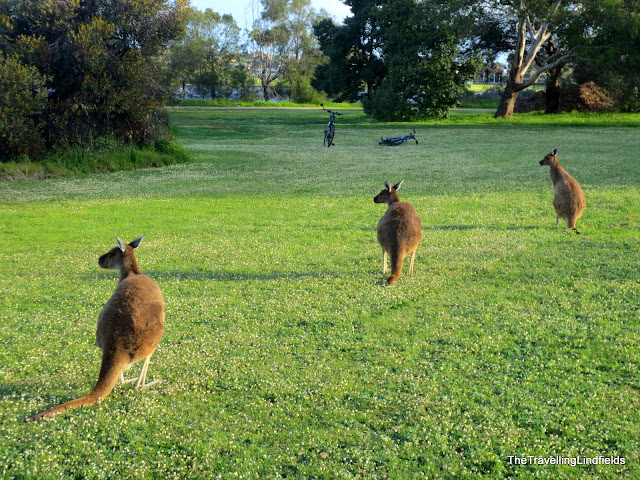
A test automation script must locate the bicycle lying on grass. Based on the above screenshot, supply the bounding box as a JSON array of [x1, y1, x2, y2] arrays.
[[379, 128, 419, 146], [321, 104, 343, 147]]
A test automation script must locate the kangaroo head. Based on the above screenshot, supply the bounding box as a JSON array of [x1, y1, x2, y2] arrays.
[[374, 181, 403, 205], [98, 235, 145, 270], [539, 147, 559, 167]]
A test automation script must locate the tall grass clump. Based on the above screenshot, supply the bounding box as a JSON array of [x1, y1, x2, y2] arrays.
[[0, 136, 190, 181]]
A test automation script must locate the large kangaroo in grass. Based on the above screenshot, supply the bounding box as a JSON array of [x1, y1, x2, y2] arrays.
[[539, 147, 586, 234], [374, 181, 422, 285], [28, 236, 164, 421]]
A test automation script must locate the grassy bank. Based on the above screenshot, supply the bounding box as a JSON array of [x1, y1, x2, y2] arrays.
[[0, 138, 190, 182], [0, 108, 638, 479]]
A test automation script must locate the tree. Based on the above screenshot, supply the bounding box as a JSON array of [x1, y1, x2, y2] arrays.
[[248, 0, 325, 100], [479, 0, 580, 118], [313, 0, 478, 120], [364, 0, 479, 120], [312, 0, 386, 103], [280, 0, 328, 103], [169, 9, 245, 99], [0, 0, 189, 158], [249, 0, 292, 100], [471, 0, 639, 117], [571, 1, 640, 111], [0, 53, 49, 157]]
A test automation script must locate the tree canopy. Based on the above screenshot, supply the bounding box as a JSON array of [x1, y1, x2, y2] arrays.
[[169, 9, 249, 100], [249, 0, 327, 101], [313, 0, 479, 120]]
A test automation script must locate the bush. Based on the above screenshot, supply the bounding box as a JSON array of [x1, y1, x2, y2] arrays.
[[0, 0, 189, 161], [0, 54, 49, 158]]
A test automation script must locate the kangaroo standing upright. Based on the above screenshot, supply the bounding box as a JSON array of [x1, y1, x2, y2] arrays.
[[539, 148, 586, 233], [374, 181, 422, 285], [28, 236, 164, 421]]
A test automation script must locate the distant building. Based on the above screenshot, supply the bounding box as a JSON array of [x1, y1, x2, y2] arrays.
[[477, 65, 508, 84]]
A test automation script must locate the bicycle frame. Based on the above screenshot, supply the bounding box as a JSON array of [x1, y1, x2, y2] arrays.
[[321, 104, 342, 147], [379, 127, 418, 146]]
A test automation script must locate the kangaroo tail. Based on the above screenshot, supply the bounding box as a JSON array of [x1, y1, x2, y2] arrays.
[[386, 252, 403, 285], [27, 350, 125, 421]]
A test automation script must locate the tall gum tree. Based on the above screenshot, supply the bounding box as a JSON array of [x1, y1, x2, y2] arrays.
[[493, 0, 577, 118]]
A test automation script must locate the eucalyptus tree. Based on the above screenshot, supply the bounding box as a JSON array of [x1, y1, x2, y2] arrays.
[[249, 0, 325, 100], [473, 0, 638, 117], [171, 9, 245, 99], [476, 0, 580, 118]]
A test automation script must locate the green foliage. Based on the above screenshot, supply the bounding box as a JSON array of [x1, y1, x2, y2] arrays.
[[249, 0, 327, 101], [571, 1, 640, 111], [169, 9, 243, 100], [363, 0, 480, 121], [1, 108, 639, 478], [0, 0, 189, 160], [313, 0, 478, 120], [0, 136, 190, 180], [0, 53, 49, 157], [312, 13, 386, 103]]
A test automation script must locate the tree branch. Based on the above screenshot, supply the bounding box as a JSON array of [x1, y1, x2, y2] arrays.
[[517, 52, 578, 90], [521, 0, 562, 75]]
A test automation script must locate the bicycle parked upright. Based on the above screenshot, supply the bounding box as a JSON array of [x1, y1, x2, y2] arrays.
[[321, 104, 343, 147]]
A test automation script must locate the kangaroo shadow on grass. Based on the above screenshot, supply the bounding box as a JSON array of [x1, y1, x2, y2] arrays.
[[421, 224, 541, 232], [361, 224, 541, 232], [88, 270, 345, 283]]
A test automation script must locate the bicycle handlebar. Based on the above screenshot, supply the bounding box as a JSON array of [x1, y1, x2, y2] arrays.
[[321, 104, 343, 115]]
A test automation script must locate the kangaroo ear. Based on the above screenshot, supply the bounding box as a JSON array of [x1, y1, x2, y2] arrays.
[[115, 236, 126, 252], [551, 148, 558, 156], [129, 235, 145, 249], [384, 181, 391, 191], [393, 180, 404, 191]]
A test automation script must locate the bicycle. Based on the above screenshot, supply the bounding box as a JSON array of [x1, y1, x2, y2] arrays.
[[321, 104, 343, 147], [379, 128, 419, 146]]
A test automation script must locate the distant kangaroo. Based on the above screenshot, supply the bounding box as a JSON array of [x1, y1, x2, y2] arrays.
[[28, 236, 164, 421], [539, 147, 586, 234], [374, 181, 422, 285]]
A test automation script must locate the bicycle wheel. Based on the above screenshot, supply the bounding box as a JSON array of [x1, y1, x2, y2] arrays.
[[324, 125, 335, 147]]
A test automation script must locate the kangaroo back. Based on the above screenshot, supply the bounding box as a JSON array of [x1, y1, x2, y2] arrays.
[[374, 181, 422, 285]]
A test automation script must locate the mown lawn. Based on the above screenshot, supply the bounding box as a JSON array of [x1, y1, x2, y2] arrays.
[[0, 108, 638, 479]]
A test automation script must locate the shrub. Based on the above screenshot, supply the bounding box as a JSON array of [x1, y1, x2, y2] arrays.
[[0, 0, 189, 161], [0, 54, 49, 158]]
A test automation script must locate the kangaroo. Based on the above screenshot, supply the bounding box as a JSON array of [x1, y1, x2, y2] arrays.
[[374, 181, 422, 285], [539, 148, 586, 234], [28, 236, 164, 421]]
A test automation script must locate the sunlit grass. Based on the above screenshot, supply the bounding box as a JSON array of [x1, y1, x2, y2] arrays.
[[0, 108, 638, 479]]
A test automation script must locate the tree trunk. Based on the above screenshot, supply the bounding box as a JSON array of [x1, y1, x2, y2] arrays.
[[495, 14, 525, 119], [545, 68, 562, 114], [495, 60, 523, 118], [495, 84, 519, 118]]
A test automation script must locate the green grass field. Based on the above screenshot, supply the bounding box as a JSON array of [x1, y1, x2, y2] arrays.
[[1, 107, 639, 479]]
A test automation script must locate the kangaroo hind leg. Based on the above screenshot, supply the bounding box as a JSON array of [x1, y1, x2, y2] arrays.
[[134, 355, 161, 390], [408, 250, 417, 275]]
